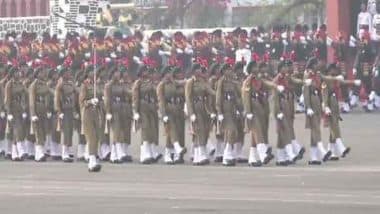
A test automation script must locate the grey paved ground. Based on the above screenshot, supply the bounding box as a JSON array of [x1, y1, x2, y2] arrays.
[[0, 110, 379, 214]]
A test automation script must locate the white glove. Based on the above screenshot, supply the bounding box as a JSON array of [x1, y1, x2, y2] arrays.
[[306, 108, 314, 116], [158, 50, 171, 56], [324, 107, 332, 115], [353, 68, 357, 76], [85, 52, 91, 59], [22, 112, 28, 119], [162, 116, 169, 123], [304, 79, 312, 86], [59, 113, 64, 119], [0, 111, 5, 119], [211, 47, 218, 55], [176, 48, 184, 54], [335, 75, 344, 81], [133, 113, 140, 120], [236, 111, 241, 116], [190, 114, 196, 122], [354, 79, 361, 86], [7, 114, 13, 121], [218, 114, 224, 121], [210, 113, 216, 119], [105, 57, 111, 63], [74, 113, 80, 119], [185, 46, 193, 54], [59, 52, 65, 59], [110, 52, 117, 59], [47, 112, 52, 119], [276, 113, 284, 120], [369, 91, 376, 101], [31, 116, 39, 122], [277, 85, 285, 93], [246, 113, 254, 120], [133, 56, 142, 65], [91, 98, 99, 105], [106, 113, 112, 121]]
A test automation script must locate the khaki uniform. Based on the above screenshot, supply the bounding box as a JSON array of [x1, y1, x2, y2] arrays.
[[242, 76, 265, 147], [23, 77, 35, 143], [272, 77, 293, 149], [79, 81, 103, 156], [215, 75, 242, 144], [132, 79, 159, 144], [104, 79, 132, 144], [304, 72, 323, 146], [47, 80, 59, 144], [157, 79, 185, 147], [321, 79, 353, 141], [29, 79, 51, 145], [4, 79, 28, 142], [54, 78, 77, 146], [185, 77, 214, 146]]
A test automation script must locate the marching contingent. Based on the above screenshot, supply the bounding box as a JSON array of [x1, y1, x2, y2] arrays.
[[0, 20, 378, 172]]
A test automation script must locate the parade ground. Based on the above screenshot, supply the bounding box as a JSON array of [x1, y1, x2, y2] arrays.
[[0, 111, 379, 214]]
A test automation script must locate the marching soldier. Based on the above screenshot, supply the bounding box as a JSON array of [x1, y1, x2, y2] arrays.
[[132, 65, 161, 164], [29, 67, 52, 162], [47, 68, 61, 160], [104, 65, 132, 163], [185, 63, 215, 165], [215, 64, 243, 166], [157, 66, 187, 164], [23, 67, 36, 159], [54, 67, 77, 162], [79, 65, 102, 172], [4, 67, 28, 161], [322, 64, 361, 160], [272, 61, 300, 166], [208, 63, 224, 162], [242, 61, 268, 166], [303, 58, 334, 165]]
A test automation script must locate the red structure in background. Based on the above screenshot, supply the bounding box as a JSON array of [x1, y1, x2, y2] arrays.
[[326, 0, 362, 76], [0, 0, 49, 17]]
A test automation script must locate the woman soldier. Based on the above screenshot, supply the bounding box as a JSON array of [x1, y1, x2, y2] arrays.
[[79, 65, 102, 172], [157, 66, 187, 164], [132, 65, 161, 164], [322, 63, 361, 160], [29, 67, 52, 162], [242, 61, 270, 167], [215, 63, 242, 166], [120, 65, 134, 162], [54, 67, 77, 162], [207, 63, 223, 162], [272, 60, 300, 166], [104, 65, 132, 163], [303, 57, 336, 165], [47, 68, 61, 160], [4, 67, 28, 161], [185, 63, 215, 165], [23, 67, 36, 159]]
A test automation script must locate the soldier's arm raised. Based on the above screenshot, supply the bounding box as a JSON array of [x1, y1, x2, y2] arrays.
[[156, 81, 167, 118]]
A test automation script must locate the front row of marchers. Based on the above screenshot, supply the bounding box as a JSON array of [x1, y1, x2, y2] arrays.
[[0, 57, 356, 172]]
